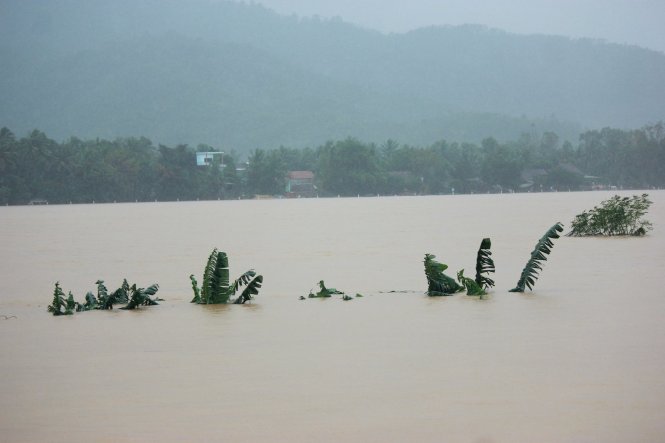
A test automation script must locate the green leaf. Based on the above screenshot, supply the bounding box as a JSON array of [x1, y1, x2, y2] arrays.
[[424, 254, 463, 296], [510, 222, 564, 292], [121, 283, 160, 310], [457, 269, 486, 296], [47, 282, 70, 316], [189, 274, 201, 303], [233, 275, 263, 304], [196, 248, 264, 304], [308, 280, 344, 298], [475, 237, 495, 289]]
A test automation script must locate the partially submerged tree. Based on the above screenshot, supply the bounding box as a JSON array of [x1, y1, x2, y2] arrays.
[[509, 222, 564, 292], [568, 193, 653, 236], [190, 248, 263, 304]]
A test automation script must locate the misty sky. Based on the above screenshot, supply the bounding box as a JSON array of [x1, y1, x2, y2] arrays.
[[251, 0, 665, 53]]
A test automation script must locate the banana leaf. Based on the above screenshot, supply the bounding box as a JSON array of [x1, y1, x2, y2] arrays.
[[194, 249, 264, 304], [47, 282, 72, 316], [509, 222, 564, 292], [66, 292, 77, 312], [233, 274, 263, 304], [121, 284, 160, 310], [96, 280, 115, 310], [424, 254, 463, 296], [111, 279, 130, 304], [457, 269, 486, 296], [189, 274, 201, 303], [202, 249, 231, 304], [475, 238, 495, 289], [76, 291, 97, 311], [309, 280, 344, 298]]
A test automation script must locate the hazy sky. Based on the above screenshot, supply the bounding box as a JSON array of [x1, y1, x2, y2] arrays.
[[252, 0, 665, 53]]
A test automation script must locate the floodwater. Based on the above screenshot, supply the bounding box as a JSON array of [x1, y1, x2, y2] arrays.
[[1, 191, 664, 442]]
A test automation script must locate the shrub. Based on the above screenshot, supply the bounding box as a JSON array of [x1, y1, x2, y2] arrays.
[[568, 194, 653, 236]]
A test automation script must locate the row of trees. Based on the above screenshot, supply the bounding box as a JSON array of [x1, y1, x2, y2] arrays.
[[1, 124, 663, 205]]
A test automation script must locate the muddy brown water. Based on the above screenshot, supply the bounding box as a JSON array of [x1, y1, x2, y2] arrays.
[[1, 191, 664, 442]]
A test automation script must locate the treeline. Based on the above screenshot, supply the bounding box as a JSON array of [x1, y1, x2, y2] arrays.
[[1, 124, 663, 205]]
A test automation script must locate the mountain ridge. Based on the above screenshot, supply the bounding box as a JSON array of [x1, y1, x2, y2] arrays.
[[1, 0, 662, 152]]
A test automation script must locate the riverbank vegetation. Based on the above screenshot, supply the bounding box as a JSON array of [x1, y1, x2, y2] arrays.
[[1, 123, 664, 205]]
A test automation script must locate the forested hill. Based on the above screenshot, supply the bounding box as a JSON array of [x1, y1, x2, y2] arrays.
[[1, 0, 664, 152]]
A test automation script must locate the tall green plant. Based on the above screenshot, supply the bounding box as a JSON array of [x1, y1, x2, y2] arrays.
[[47, 282, 73, 316], [76, 291, 98, 311], [568, 194, 653, 236], [121, 284, 161, 310], [424, 254, 463, 296], [509, 222, 564, 292], [475, 238, 495, 289], [457, 270, 486, 296], [191, 248, 263, 304]]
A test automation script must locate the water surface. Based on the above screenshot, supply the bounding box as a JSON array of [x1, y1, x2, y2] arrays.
[[1, 191, 664, 442]]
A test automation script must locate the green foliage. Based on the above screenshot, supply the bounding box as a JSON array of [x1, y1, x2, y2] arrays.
[[201, 249, 231, 304], [317, 138, 383, 196], [475, 238, 495, 289], [49, 280, 160, 315], [232, 271, 264, 305], [76, 291, 97, 311], [189, 274, 201, 303], [1, 121, 664, 205], [66, 292, 77, 313], [121, 284, 161, 310], [568, 194, 653, 236], [509, 223, 564, 292], [108, 279, 130, 305], [457, 270, 487, 296], [247, 149, 287, 196], [95, 280, 117, 310], [47, 282, 73, 316], [424, 254, 463, 296], [192, 248, 264, 304], [308, 280, 345, 298]]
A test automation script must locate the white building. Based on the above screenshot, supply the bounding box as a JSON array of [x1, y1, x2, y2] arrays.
[[196, 151, 223, 166]]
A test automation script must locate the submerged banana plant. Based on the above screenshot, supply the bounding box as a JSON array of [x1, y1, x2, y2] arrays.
[[475, 238, 495, 289], [189, 274, 201, 303], [109, 279, 130, 304], [51, 279, 161, 315], [308, 280, 345, 298], [424, 254, 463, 296], [96, 280, 117, 310], [76, 291, 98, 311], [457, 269, 486, 296], [509, 222, 564, 292], [47, 282, 73, 316], [121, 284, 161, 310], [231, 270, 264, 304], [191, 248, 263, 304]]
